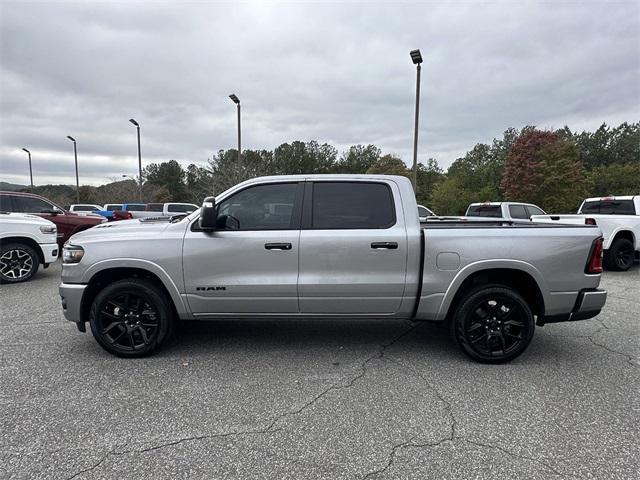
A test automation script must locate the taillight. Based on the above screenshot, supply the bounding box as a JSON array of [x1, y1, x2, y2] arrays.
[[127, 212, 133, 219], [586, 237, 604, 274], [585, 218, 597, 225]]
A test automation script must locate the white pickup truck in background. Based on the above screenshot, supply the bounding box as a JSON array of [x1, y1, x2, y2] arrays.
[[0, 212, 59, 283], [466, 202, 546, 222], [532, 196, 640, 271]]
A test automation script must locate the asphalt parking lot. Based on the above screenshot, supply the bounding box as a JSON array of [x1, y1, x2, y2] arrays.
[[1, 262, 638, 480]]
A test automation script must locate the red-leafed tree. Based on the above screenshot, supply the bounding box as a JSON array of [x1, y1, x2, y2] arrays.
[[501, 129, 586, 213]]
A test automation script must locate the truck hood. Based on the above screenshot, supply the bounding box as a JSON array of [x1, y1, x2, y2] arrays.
[[0, 212, 56, 227], [68, 217, 177, 244]]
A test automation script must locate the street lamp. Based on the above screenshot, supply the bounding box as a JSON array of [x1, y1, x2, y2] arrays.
[[129, 118, 143, 202], [410, 49, 423, 193], [21, 148, 34, 192], [66, 136, 80, 203], [229, 94, 241, 163]]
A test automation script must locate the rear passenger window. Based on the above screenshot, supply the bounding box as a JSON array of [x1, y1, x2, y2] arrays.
[[311, 182, 395, 229], [508, 205, 529, 219]]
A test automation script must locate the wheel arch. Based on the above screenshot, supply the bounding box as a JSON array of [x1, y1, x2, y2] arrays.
[[0, 236, 45, 264], [608, 229, 635, 250], [439, 262, 546, 321], [79, 263, 189, 324]]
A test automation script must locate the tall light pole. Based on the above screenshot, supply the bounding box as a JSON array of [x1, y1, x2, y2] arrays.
[[229, 94, 241, 163], [129, 118, 143, 202], [66, 136, 80, 203], [410, 49, 423, 193], [21, 148, 34, 193]]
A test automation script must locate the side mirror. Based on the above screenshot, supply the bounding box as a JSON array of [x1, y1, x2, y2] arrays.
[[199, 196, 217, 230]]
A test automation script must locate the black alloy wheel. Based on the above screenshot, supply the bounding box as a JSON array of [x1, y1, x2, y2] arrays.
[[89, 279, 175, 357], [0, 243, 39, 283], [605, 238, 634, 271], [451, 285, 535, 363]]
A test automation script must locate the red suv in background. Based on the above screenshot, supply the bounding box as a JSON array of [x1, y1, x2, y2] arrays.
[[0, 191, 105, 247]]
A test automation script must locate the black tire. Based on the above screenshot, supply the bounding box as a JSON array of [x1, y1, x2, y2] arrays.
[[0, 242, 40, 284], [89, 278, 175, 358], [604, 238, 634, 271], [450, 285, 535, 364]]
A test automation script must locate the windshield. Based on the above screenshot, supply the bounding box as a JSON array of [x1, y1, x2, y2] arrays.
[[466, 205, 502, 217]]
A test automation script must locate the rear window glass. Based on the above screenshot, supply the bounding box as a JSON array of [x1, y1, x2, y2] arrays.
[[466, 205, 502, 217], [0, 195, 14, 211], [75, 205, 96, 211], [105, 205, 122, 211], [126, 204, 146, 211], [581, 200, 636, 215], [147, 204, 163, 212], [168, 204, 197, 213], [312, 182, 395, 229]]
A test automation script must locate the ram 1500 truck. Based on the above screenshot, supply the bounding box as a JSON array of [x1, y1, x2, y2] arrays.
[[59, 175, 607, 363], [532, 195, 639, 271]]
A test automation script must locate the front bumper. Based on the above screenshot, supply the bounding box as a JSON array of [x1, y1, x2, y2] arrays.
[[59, 283, 87, 323], [41, 243, 58, 264], [542, 288, 607, 324]]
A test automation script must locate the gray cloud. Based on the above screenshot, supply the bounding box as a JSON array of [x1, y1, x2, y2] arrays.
[[1, 0, 638, 186]]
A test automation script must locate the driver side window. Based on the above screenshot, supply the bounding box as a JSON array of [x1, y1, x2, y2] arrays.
[[216, 183, 298, 230], [14, 196, 54, 213]]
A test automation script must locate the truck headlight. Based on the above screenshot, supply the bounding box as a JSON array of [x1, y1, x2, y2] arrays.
[[40, 225, 57, 234], [62, 245, 85, 264]]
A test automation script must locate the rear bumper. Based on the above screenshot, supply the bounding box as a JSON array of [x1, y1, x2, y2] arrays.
[[59, 283, 87, 323], [542, 288, 607, 324]]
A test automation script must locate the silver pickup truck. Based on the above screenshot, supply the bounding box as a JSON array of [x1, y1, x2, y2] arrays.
[[59, 174, 607, 363]]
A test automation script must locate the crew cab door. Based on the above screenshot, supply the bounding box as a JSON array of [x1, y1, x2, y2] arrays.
[[298, 180, 408, 314], [182, 181, 303, 315]]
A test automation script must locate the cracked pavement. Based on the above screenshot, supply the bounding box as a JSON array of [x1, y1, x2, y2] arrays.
[[1, 262, 638, 479]]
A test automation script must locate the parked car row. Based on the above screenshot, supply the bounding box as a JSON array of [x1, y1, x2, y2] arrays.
[[65, 202, 199, 220]]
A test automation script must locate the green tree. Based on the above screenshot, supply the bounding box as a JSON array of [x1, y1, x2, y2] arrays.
[[366, 154, 409, 176], [501, 129, 585, 213], [272, 141, 337, 174], [144, 160, 187, 201], [415, 158, 444, 206], [333, 144, 381, 173], [586, 162, 640, 197]]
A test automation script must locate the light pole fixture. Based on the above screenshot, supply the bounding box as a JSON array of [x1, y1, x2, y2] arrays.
[[129, 118, 143, 202], [66, 136, 80, 203], [22, 148, 34, 192], [229, 94, 241, 163], [410, 49, 423, 193]]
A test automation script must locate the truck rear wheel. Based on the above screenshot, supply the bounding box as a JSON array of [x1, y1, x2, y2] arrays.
[[450, 285, 535, 364], [604, 238, 634, 271], [0, 242, 40, 284], [89, 279, 175, 358]]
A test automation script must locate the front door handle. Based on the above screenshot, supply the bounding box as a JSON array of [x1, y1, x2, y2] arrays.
[[265, 242, 292, 250], [371, 242, 398, 249]]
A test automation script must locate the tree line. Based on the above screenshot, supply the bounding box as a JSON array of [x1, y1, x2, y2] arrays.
[[24, 122, 639, 214]]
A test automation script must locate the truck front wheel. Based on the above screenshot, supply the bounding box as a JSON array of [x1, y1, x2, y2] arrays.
[[450, 285, 535, 364], [604, 238, 634, 271], [89, 279, 175, 357], [0, 243, 40, 284]]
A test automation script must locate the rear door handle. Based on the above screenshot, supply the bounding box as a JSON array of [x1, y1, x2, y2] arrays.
[[265, 242, 292, 250], [371, 242, 398, 249]]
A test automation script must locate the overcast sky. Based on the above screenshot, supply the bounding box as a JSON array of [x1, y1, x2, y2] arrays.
[[1, 1, 638, 186]]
